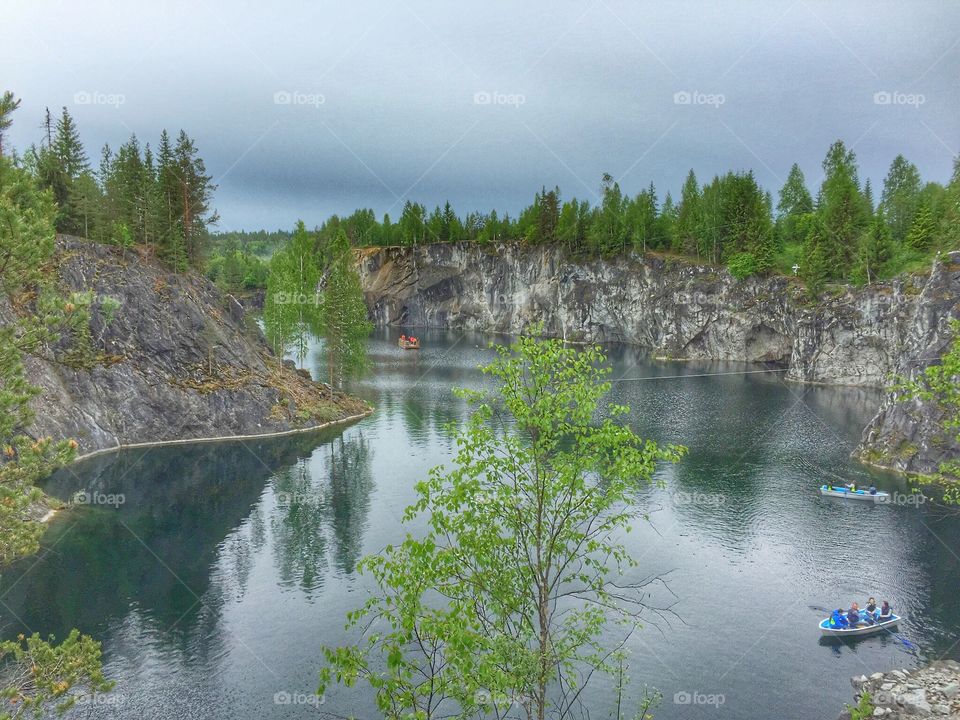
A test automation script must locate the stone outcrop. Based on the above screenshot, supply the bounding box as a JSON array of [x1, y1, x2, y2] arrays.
[[357, 242, 960, 475], [841, 661, 960, 718], [13, 237, 369, 457]]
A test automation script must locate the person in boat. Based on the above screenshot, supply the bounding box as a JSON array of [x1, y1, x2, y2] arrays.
[[846, 482, 857, 492], [865, 597, 877, 614], [847, 602, 861, 626], [400, 334, 407, 342], [863, 597, 878, 624], [879, 601, 893, 621], [868, 485, 877, 495], [830, 609, 848, 628]]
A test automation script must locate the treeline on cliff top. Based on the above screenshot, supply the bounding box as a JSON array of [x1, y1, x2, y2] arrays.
[[315, 147, 959, 294], [6, 91, 958, 296]]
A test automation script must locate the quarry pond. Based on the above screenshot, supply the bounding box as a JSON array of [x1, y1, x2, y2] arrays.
[[3, 330, 959, 720]]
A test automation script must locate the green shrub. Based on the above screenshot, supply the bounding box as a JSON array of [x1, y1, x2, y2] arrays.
[[727, 252, 759, 280]]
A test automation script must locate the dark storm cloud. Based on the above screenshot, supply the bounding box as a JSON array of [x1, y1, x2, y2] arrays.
[[5, 0, 959, 230]]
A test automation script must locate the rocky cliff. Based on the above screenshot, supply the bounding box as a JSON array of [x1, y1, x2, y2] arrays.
[[13, 237, 369, 457], [841, 662, 960, 718], [357, 242, 960, 474]]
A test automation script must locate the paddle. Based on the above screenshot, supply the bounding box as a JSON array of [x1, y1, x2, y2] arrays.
[[879, 622, 919, 654]]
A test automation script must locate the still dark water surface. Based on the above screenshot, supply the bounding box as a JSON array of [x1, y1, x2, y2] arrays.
[[3, 329, 959, 719]]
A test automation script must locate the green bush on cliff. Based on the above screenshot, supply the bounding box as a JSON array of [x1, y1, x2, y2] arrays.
[[899, 319, 960, 502], [727, 252, 759, 280]]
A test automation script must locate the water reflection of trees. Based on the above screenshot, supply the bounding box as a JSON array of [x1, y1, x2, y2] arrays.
[[0, 431, 332, 645], [325, 434, 373, 573], [270, 433, 374, 593]]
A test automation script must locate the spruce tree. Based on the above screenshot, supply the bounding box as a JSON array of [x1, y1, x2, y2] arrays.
[[800, 214, 831, 296], [881, 154, 922, 244], [858, 205, 893, 283], [938, 156, 960, 251], [817, 140, 868, 279], [676, 169, 700, 255], [48, 107, 89, 235], [906, 199, 935, 251]]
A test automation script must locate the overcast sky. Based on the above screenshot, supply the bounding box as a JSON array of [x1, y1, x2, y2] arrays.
[[5, 0, 959, 230]]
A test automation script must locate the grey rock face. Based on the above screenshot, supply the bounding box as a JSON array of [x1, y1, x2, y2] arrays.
[[840, 662, 960, 719], [358, 243, 960, 475], [14, 238, 368, 457]]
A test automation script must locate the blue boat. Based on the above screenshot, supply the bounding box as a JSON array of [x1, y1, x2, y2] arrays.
[[820, 484, 890, 503], [819, 611, 900, 637]]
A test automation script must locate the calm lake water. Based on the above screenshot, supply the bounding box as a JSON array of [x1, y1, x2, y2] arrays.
[[3, 329, 959, 719]]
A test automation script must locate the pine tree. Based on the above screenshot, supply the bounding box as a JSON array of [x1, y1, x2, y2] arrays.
[[220, 236, 244, 291], [440, 201, 460, 243], [588, 173, 627, 255], [399, 201, 426, 245], [938, 156, 960, 251], [0, 134, 82, 562], [881, 154, 922, 244], [800, 214, 831, 297], [0, 91, 22, 159], [154, 129, 178, 253], [104, 135, 149, 244], [172, 130, 218, 267], [776, 163, 813, 250], [858, 205, 893, 284], [676, 169, 700, 255], [817, 140, 868, 279], [658, 191, 678, 249], [47, 107, 89, 235], [627, 183, 657, 253], [536, 187, 560, 245]]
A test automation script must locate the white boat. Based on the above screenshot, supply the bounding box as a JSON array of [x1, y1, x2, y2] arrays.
[[820, 485, 890, 503], [820, 611, 900, 637]]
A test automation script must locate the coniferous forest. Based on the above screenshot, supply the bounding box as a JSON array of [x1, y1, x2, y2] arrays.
[[310, 149, 959, 294], [9, 98, 956, 300]]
